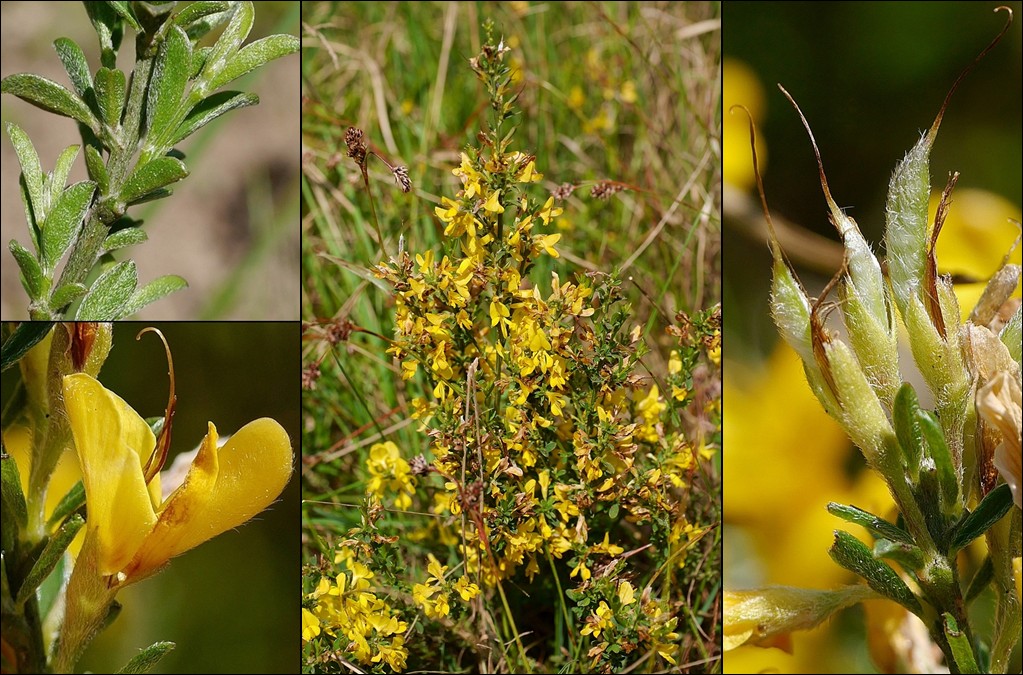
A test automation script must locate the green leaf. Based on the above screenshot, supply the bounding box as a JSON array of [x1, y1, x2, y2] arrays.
[[120, 275, 188, 317], [826, 502, 914, 545], [75, 260, 138, 320], [84, 145, 110, 194], [126, 188, 173, 205], [174, 1, 230, 26], [1, 73, 99, 132], [171, 90, 258, 145], [9, 241, 44, 300], [47, 481, 86, 529], [120, 157, 188, 204], [94, 67, 127, 128], [103, 227, 148, 253], [116, 641, 176, 674], [943, 613, 980, 674], [1, 452, 28, 531], [965, 556, 994, 604], [15, 514, 85, 607], [197, 1, 254, 94], [949, 484, 1014, 552], [1, 322, 55, 372], [145, 25, 191, 150], [49, 283, 89, 311], [53, 38, 93, 98], [48, 144, 82, 208], [207, 34, 299, 91], [41, 181, 96, 272], [104, 1, 142, 31], [872, 538, 924, 571], [6, 123, 45, 223], [828, 530, 921, 614], [917, 409, 958, 513], [84, 1, 126, 68], [608, 502, 619, 520], [892, 384, 923, 481]]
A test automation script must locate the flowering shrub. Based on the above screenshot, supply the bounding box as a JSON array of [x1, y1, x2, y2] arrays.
[[302, 22, 720, 675]]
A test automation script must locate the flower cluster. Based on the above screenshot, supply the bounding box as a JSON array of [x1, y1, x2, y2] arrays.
[[303, 545, 409, 672]]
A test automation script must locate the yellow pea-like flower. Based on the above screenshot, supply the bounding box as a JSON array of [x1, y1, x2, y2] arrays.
[[62, 372, 293, 584]]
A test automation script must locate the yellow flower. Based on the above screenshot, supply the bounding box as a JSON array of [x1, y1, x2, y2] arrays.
[[62, 372, 293, 584], [617, 580, 636, 606], [483, 189, 505, 214], [454, 575, 481, 601], [302, 607, 321, 642], [537, 196, 563, 225], [580, 600, 613, 638]]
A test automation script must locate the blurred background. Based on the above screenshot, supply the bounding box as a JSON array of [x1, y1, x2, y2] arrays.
[[723, 2, 1021, 673], [0, 1, 300, 320], [1, 322, 300, 673]]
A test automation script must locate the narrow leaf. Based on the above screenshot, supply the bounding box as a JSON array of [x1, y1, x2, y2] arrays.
[[1, 73, 99, 131], [145, 25, 191, 149], [207, 34, 299, 91], [84, 1, 125, 68], [47, 481, 86, 529], [53, 38, 93, 98], [94, 67, 127, 129], [120, 275, 188, 317], [103, 227, 148, 253], [171, 90, 258, 145], [84, 145, 110, 194], [174, 1, 230, 29], [41, 181, 96, 272], [829, 530, 921, 614], [917, 410, 958, 512], [126, 188, 173, 205], [1, 322, 55, 372], [75, 261, 138, 320], [872, 538, 924, 571], [104, 1, 142, 31], [827, 502, 914, 545], [893, 384, 924, 481], [49, 283, 89, 311], [965, 556, 994, 604], [116, 641, 176, 674], [197, 1, 254, 93], [943, 613, 980, 674], [48, 145, 82, 208], [6, 123, 45, 221], [1, 453, 28, 531], [120, 157, 188, 204], [949, 484, 1013, 552], [15, 514, 85, 607], [9, 241, 44, 300]]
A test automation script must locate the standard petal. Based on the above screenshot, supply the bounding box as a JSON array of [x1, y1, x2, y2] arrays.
[[126, 417, 292, 579], [62, 373, 158, 576]]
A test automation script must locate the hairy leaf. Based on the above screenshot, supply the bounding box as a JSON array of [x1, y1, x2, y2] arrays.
[[9, 241, 44, 300], [75, 260, 138, 320], [41, 181, 96, 272], [120, 157, 188, 205], [53, 38, 93, 98], [145, 25, 191, 150], [120, 275, 188, 317], [207, 34, 299, 91], [2, 73, 99, 132], [171, 90, 258, 145], [94, 67, 127, 129]]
